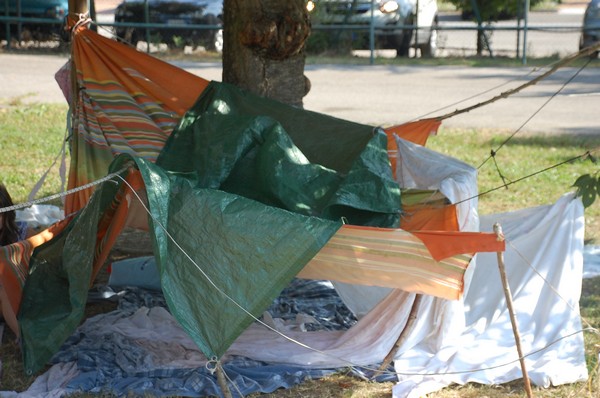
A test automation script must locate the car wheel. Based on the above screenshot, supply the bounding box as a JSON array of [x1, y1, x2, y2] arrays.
[[394, 29, 413, 57], [394, 14, 414, 57], [419, 20, 438, 58]]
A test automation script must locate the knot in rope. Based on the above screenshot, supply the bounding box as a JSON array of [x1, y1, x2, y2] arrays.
[[493, 223, 505, 242], [67, 12, 92, 38]]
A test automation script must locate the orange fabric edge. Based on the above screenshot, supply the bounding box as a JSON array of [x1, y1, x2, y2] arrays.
[[384, 118, 442, 179], [342, 224, 505, 262], [400, 203, 460, 232], [91, 170, 146, 282], [410, 230, 506, 261]]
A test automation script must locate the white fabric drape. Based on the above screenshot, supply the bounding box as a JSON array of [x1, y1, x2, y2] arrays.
[[392, 193, 587, 397]]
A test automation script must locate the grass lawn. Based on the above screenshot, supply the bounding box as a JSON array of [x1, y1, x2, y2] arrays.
[[0, 94, 599, 397]]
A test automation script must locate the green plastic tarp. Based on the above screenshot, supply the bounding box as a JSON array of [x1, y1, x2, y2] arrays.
[[158, 81, 401, 227], [19, 81, 401, 374]]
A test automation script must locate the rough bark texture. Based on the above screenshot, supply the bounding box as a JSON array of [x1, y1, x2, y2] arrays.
[[222, 0, 311, 107]]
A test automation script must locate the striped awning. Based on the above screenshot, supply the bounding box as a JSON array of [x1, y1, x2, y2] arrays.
[[299, 225, 505, 300]]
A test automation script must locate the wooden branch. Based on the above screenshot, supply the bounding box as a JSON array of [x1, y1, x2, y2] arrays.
[[216, 362, 234, 398], [494, 223, 534, 398], [374, 294, 423, 377], [435, 42, 600, 122]]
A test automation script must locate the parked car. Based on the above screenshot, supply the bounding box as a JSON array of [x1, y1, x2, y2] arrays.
[[580, 0, 600, 56], [0, 0, 68, 41], [306, 0, 439, 57], [114, 0, 223, 51]]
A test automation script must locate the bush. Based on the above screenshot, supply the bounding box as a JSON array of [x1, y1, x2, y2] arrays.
[[447, 0, 547, 21]]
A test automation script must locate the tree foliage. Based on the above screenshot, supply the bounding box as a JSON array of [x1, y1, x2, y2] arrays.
[[447, 0, 546, 22]]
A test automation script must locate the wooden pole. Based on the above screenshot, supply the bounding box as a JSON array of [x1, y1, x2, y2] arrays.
[[493, 223, 534, 398], [216, 362, 234, 398], [375, 294, 423, 376], [68, 0, 88, 20], [66, 0, 87, 50]]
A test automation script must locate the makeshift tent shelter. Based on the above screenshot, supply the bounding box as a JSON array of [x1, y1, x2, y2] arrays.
[[0, 24, 588, 398]]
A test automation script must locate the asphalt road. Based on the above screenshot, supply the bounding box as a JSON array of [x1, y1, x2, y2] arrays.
[[299, 62, 600, 135], [1, 52, 598, 135]]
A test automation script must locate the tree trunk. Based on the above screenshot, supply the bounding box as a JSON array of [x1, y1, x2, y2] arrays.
[[476, 24, 484, 56], [68, 0, 88, 22], [222, 0, 311, 107]]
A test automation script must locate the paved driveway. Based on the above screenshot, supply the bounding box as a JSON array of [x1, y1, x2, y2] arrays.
[[2, 52, 597, 135], [299, 63, 600, 135]]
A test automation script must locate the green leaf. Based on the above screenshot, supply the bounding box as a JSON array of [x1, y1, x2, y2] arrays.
[[573, 174, 599, 208], [573, 174, 594, 190], [581, 188, 597, 208]]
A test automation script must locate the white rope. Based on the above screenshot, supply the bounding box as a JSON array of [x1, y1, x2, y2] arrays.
[[507, 239, 600, 334], [0, 168, 127, 214], [69, 12, 92, 35], [219, 361, 245, 398], [27, 126, 69, 205], [391, 328, 594, 376]]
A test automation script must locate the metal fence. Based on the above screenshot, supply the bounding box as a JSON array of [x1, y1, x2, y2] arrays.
[[0, 14, 585, 63], [305, 20, 583, 61], [0, 15, 64, 45], [422, 22, 582, 59]]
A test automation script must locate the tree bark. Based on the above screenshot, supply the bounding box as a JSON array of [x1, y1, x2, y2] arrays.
[[222, 0, 311, 107], [476, 24, 484, 56]]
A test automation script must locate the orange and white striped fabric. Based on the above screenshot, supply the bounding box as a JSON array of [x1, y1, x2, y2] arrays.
[[0, 220, 69, 319], [299, 225, 504, 300], [66, 27, 210, 215]]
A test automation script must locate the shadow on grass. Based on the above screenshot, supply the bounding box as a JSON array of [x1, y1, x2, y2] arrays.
[[491, 133, 600, 149]]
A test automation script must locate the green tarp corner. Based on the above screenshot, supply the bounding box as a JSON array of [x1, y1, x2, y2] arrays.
[[135, 155, 342, 359], [19, 172, 130, 374]]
